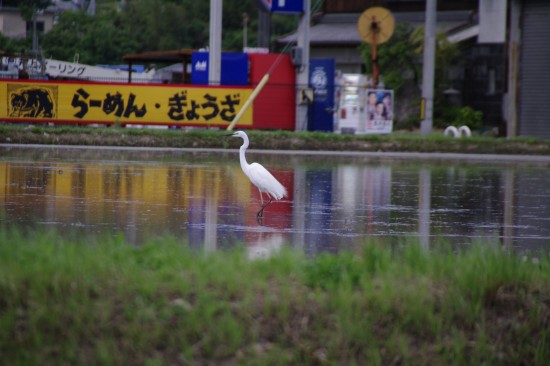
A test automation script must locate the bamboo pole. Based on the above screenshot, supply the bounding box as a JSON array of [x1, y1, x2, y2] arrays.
[[226, 73, 270, 131]]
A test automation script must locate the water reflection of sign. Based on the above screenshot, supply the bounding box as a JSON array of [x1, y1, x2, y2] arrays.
[[0, 80, 253, 127], [366, 89, 393, 134], [0, 159, 293, 248]]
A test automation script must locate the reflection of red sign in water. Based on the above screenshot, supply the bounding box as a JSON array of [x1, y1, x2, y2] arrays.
[[245, 169, 293, 231], [366, 89, 393, 133]]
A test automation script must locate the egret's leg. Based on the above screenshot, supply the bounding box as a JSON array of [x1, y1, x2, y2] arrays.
[[257, 190, 265, 218], [258, 189, 264, 207], [257, 197, 273, 218]]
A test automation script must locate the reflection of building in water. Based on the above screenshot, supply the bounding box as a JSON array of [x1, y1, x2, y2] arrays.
[[508, 169, 550, 252], [293, 165, 392, 255], [2, 157, 550, 252], [247, 233, 284, 260], [304, 169, 333, 255], [335, 165, 392, 234], [418, 168, 431, 248]]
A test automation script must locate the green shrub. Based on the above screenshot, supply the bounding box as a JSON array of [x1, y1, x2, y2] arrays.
[[441, 106, 484, 130]]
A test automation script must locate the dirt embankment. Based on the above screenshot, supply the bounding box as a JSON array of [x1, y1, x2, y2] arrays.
[[2, 125, 550, 155]]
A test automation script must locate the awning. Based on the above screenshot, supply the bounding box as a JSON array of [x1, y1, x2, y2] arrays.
[[122, 49, 195, 83]]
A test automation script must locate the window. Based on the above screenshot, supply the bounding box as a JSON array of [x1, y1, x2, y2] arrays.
[[26, 21, 45, 38]]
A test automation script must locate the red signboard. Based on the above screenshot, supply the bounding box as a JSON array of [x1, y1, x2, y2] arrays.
[[249, 53, 296, 131]]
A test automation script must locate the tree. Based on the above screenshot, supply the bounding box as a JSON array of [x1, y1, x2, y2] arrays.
[[359, 22, 421, 93], [121, 0, 201, 52], [41, 10, 138, 65], [39, 0, 301, 64], [0, 32, 29, 53], [360, 23, 459, 94], [120, 0, 269, 53], [409, 26, 462, 126], [3, 0, 53, 21], [409, 25, 459, 97], [360, 22, 460, 126]]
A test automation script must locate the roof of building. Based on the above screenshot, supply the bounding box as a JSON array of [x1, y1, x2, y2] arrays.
[[276, 11, 475, 46], [122, 49, 195, 83], [122, 49, 195, 64]]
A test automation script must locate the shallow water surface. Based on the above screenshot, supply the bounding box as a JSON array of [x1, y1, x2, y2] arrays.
[[1, 146, 549, 255]]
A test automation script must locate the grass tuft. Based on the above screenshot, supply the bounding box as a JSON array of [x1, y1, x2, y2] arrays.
[[0, 230, 549, 365]]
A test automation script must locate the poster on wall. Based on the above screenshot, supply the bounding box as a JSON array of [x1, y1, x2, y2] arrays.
[[0, 80, 253, 127], [365, 89, 393, 134]]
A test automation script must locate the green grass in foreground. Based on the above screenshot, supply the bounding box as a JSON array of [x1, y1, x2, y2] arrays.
[[0, 230, 549, 365]]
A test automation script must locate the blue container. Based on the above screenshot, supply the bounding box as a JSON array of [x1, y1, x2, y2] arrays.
[[191, 52, 248, 86]]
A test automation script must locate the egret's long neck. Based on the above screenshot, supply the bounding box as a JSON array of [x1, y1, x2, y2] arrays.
[[238, 137, 250, 173]]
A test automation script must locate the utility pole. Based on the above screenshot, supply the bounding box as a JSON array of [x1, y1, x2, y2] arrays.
[[242, 12, 249, 51], [295, 0, 310, 132], [32, 12, 38, 56], [420, 0, 436, 135], [209, 0, 222, 86], [257, 8, 270, 49]]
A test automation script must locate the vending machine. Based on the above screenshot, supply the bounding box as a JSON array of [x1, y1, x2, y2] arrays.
[[335, 74, 367, 134], [335, 73, 393, 134]]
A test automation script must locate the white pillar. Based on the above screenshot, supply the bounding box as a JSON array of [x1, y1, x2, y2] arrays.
[[420, 0, 436, 135], [209, 0, 222, 86]]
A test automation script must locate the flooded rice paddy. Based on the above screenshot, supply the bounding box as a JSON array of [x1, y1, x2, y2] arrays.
[[1, 145, 549, 255]]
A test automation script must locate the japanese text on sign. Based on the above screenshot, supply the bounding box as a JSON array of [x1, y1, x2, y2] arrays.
[[1, 80, 253, 126]]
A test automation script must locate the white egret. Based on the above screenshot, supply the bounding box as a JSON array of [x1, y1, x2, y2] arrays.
[[226, 131, 287, 218]]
